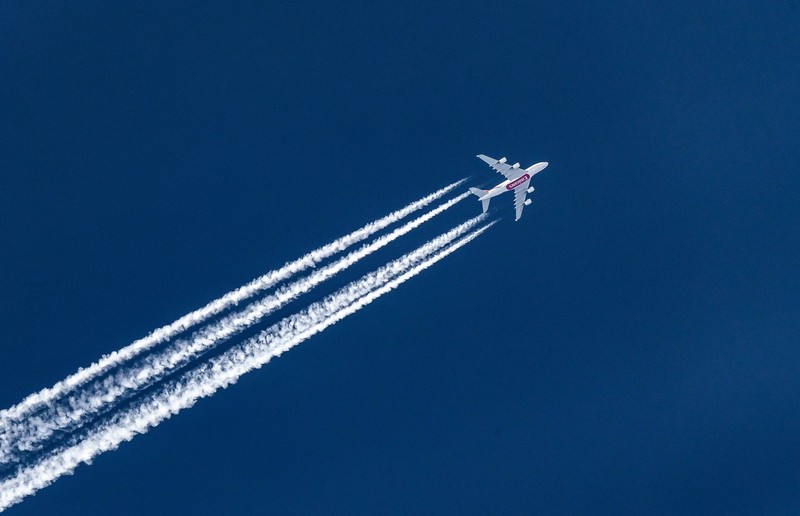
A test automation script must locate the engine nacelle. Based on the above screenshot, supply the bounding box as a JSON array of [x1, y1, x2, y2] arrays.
[[524, 199, 532, 206], [498, 157, 507, 164], [527, 187, 534, 193], [512, 162, 520, 169]]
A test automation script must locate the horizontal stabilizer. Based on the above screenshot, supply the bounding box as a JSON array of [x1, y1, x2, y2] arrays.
[[469, 187, 485, 197], [469, 187, 490, 213]]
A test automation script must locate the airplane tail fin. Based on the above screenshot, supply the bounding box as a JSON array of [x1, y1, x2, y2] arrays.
[[469, 188, 490, 213]]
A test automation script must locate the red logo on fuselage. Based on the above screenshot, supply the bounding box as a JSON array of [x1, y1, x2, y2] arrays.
[[506, 173, 530, 190]]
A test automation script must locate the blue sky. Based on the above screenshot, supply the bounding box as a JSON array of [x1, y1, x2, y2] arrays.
[[1, 2, 799, 514]]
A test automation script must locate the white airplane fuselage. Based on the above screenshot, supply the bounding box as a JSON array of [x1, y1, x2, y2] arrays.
[[476, 172, 533, 202], [476, 161, 548, 201]]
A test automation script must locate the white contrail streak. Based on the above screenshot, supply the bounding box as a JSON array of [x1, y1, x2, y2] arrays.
[[0, 192, 470, 461], [0, 217, 494, 511], [0, 180, 465, 432]]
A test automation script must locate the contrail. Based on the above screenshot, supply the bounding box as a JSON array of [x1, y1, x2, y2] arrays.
[[0, 192, 470, 462], [0, 180, 465, 432], [0, 217, 495, 511]]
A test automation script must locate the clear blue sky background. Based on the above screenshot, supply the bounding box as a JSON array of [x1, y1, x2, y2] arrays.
[[1, 2, 799, 514]]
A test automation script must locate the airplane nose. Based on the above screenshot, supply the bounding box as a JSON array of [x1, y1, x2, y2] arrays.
[[526, 161, 549, 174]]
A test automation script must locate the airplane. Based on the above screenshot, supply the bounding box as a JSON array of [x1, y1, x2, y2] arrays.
[[469, 154, 549, 221]]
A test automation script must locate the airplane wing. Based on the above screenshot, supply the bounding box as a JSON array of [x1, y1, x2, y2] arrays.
[[477, 154, 525, 181], [513, 179, 531, 221]]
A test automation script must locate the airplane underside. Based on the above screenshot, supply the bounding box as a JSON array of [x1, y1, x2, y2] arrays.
[[469, 154, 548, 221]]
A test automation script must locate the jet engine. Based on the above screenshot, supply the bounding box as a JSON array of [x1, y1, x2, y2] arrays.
[[524, 199, 532, 206], [527, 187, 535, 193], [512, 162, 520, 169]]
